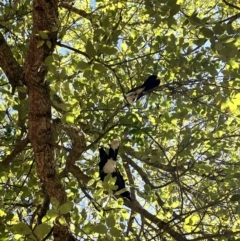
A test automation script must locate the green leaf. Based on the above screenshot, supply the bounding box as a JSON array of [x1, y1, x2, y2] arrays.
[[0, 209, 5, 217], [59, 201, 74, 214], [50, 197, 59, 209], [44, 55, 54, 66], [200, 27, 214, 38], [228, 60, 238, 69], [223, 37, 236, 43], [37, 40, 45, 48], [94, 224, 107, 234], [87, 179, 95, 186], [169, 4, 180, 16], [47, 209, 58, 218], [83, 69, 92, 79], [94, 28, 105, 37], [106, 215, 116, 228], [99, 45, 118, 55], [115, 187, 129, 195], [63, 114, 75, 123], [59, 68, 67, 79], [112, 30, 121, 43], [101, 16, 110, 28], [213, 23, 224, 34], [93, 63, 108, 73], [34, 224, 52, 238], [13, 223, 32, 235], [110, 227, 122, 237], [215, 41, 222, 50], [194, 38, 207, 47], [85, 40, 96, 57], [78, 61, 89, 70], [189, 16, 202, 26], [144, 184, 151, 192], [233, 173, 240, 178], [219, 33, 228, 40], [0, 21, 7, 27], [83, 223, 92, 234], [230, 194, 240, 202], [103, 174, 117, 188], [121, 42, 128, 51], [46, 40, 52, 49], [39, 31, 49, 39], [95, 189, 103, 197], [226, 24, 235, 34]]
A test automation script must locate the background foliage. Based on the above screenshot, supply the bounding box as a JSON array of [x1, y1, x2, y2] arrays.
[[0, 0, 240, 240]]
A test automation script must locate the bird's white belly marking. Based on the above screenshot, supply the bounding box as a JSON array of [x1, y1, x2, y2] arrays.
[[136, 87, 145, 94], [103, 159, 116, 173], [126, 94, 136, 104], [125, 87, 145, 104]]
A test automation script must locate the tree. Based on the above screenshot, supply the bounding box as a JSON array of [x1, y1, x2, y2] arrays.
[[0, 0, 240, 240]]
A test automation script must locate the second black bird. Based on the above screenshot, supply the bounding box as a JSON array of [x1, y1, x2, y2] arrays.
[[125, 75, 160, 104], [99, 140, 132, 201]]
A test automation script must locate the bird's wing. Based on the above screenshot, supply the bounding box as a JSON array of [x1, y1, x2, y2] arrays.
[[115, 170, 132, 201], [99, 147, 108, 174], [99, 147, 108, 161], [143, 75, 160, 92]]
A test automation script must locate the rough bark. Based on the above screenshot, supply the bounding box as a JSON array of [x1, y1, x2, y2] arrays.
[[23, 0, 74, 240]]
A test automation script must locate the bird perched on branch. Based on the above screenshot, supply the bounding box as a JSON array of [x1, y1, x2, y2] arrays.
[[125, 75, 160, 104], [99, 140, 132, 201]]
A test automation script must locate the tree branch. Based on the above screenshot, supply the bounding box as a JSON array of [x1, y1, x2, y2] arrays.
[[56, 41, 90, 59], [125, 200, 188, 241], [0, 31, 23, 93], [1, 137, 29, 167], [222, 0, 240, 10], [37, 186, 50, 225], [59, 2, 91, 19]]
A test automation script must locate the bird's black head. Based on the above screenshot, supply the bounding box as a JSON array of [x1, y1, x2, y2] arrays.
[[144, 75, 159, 84], [143, 75, 160, 91]]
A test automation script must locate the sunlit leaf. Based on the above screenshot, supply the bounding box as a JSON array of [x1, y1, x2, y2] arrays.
[[200, 27, 214, 38], [87, 179, 95, 187], [13, 223, 31, 235], [37, 40, 45, 48], [39, 31, 49, 39], [93, 224, 107, 234], [110, 227, 122, 237], [230, 194, 240, 202], [50, 197, 59, 210], [78, 61, 90, 70], [59, 201, 74, 214], [34, 224, 52, 238], [63, 114, 75, 123], [106, 215, 116, 228], [85, 40, 96, 57], [228, 60, 239, 69], [99, 45, 118, 55]]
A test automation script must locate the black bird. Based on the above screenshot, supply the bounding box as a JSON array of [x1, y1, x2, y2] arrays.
[[125, 75, 160, 104], [99, 140, 132, 201]]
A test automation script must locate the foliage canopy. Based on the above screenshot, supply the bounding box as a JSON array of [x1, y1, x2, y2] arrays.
[[0, 0, 240, 240]]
